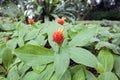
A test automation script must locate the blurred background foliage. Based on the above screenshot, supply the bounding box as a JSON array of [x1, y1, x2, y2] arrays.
[[0, 0, 120, 22]]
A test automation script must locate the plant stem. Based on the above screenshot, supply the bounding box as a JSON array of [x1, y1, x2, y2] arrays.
[[58, 46, 61, 54]]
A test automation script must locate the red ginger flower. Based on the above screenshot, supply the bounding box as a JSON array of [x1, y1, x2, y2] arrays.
[[28, 18, 34, 25], [85, 21, 91, 25], [4, 37, 9, 42], [52, 28, 64, 46], [58, 17, 66, 25]]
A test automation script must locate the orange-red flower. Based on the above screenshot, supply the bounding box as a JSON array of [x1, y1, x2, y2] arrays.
[[28, 18, 34, 25], [52, 28, 64, 46], [58, 17, 66, 25], [0, 17, 5, 21], [85, 21, 91, 25], [4, 37, 9, 42], [11, 17, 14, 23]]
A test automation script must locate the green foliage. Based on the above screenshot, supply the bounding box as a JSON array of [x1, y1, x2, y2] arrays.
[[69, 25, 98, 47], [15, 44, 54, 66], [85, 9, 120, 20], [69, 47, 98, 68], [97, 49, 114, 72], [0, 20, 120, 80], [98, 72, 118, 80], [114, 55, 120, 78], [54, 48, 70, 79]]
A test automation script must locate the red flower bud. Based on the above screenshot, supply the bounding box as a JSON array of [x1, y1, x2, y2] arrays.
[[11, 17, 14, 23], [85, 21, 91, 25], [4, 37, 9, 42], [28, 19, 34, 25], [52, 28, 64, 46], [58, 17, 66, 25], [0, 17, 5, 21]]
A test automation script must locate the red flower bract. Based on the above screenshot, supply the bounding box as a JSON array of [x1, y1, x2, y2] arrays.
[[28, 19, 34, 25], [52, 28, 64, 45], [57, 17, 66, 25], [4, 37, 9, 42]]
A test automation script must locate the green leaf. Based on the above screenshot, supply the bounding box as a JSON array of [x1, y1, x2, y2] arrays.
[[70, 65, 81, 75], [85, 70, 97, 80], [54, 48, 70, 79], [21, 71, 39, 80], [38, 64, 54, 80], [32, 65, 46, 73], [72, 66, 85, 80], [69, 47, 98, 68], [17, 23, 28, 38], [114, 55, 120, 78], [2, 47, 13, 69], [95, 41, 120, 55], [50, 73, 58, 80], [98, 72, 118, 80], [35, 34, 46, 46], [15, 44, 54, 66], [69, 26, 98, 47], [0, 76, 7, 80], [60, 70, 71, 80], [24, 29, 40, 41], [26, 40, 40, 46], [0, 43, 6, 64], [7, 66, 20, 80], [97, 49, 114, 72], [7, 38, 18, 50], [18, 37, 24, 47], [18, 62, 30, 76], [54, 0, 59, 3], [50, 70, 71, 80], [0, 65, 6, 73]]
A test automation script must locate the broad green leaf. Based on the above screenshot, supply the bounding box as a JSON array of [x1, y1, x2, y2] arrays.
[[50, 70, 71, 80], [15, 44, 54, 66], [24, 29, 40, 41], [114, 55, 120, 78], [18, 37, 24, 47], [69, 47, 98, 68], [0, 65, 6, 73], [35, 34, 46, 46], [32, 65, 46, 73], [2, 23, 15, 31], [54, 0, 59, 3], [7, 66, 20, 80], [26, 40, 40, 46], [85, 70, 97, 80], [95, 41, 120, 55], [70, 65, 81, 75], [2, 47, 13, 69], [17, 23, 28, 38], [69, 26, 98, 47], [72, 66, 85, 80], [98, 49, 114, 72], [18, 62, 30, 76], [0, 43, 6, 63], [96, 42, 114, 50], [99, 27, 113, 38], [0, 76, 7, 80], [98, 72, 118, 80], [50, 73, 58, 80], [54, 48, 70, 79], [38, 64, 54, 80], [21, 71, 39, 80], [7, 38, 18, 50], [60, 70, 71, 80]]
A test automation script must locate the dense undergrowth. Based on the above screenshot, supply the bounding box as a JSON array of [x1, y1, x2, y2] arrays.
[[0, 18, 120, 80]]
